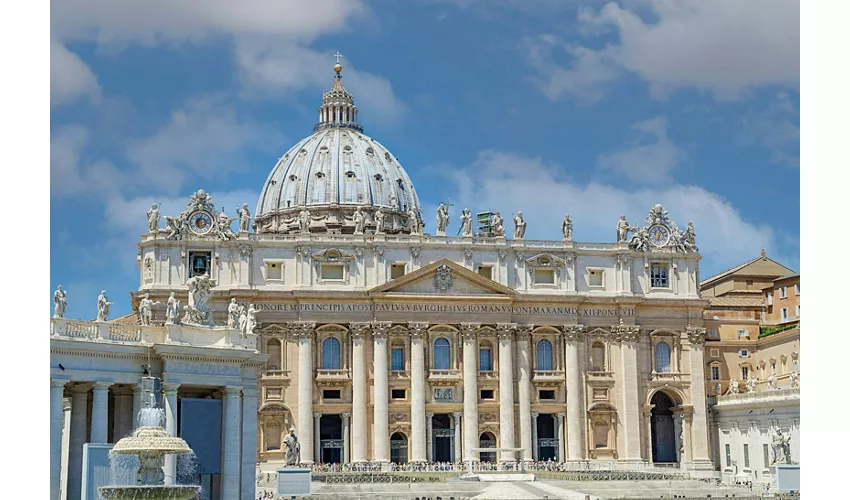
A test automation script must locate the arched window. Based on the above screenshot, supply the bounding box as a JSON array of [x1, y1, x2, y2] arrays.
[[267, 339, 281, 371], [655, 342, 672, 373], [536, 339, 553, 371], [322, 337, 341, 369], [433, 338, 451, 370], [591, 342, 606, 371]]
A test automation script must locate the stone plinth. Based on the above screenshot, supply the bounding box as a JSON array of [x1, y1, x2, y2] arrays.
[[165, 324, 257, 349]]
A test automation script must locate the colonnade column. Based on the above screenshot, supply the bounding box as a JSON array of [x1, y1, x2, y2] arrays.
[[349, 322, 369, 463], [67, 384, 89, 500], [426, 413, 434, 462], [556, 413, 566, 463], [50, 380, 66, 500], [682, 411, 694, 466], [132, 383, 143, 430], [372, 321, 391, 463], [241, 387, 258, 500], [497, 324, 516, 463], [616, 325, 642, 462], [686, 328, 713, 468], [642, 408, 654, 464], [295, 322, 316, 464], [564, 326, 585, 461], [516, 325, 533, 463], [91, 381, 111, 443], [222, 386, 243, 500], [314, 413, 322, 463], [452, 412, 463, 462], [530, 412, 539, 460], [162, 382, 180, 485], [113, 387, 134, 441], [409, 323, 428, 463], [341, 413, 351, 464], [461, 323, 480, 462]]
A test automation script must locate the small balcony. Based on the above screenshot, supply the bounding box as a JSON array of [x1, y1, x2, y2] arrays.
[[532, 370, 564, 387], [478, 370, 498, 381], [263, 369, 290, 379], [428, 369, 461, 384], [390, 370, 410, 380], [585, 371, 615, 384], [316, 369, 349, 383]]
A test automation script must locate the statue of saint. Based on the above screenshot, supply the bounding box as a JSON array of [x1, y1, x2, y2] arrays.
[[617, 215, 630, 242], [284, 427, 301, 466], [165, 292, 179, 325], [436, 203, 450, 235], [714, 382, 722, 395], [683, 221, 697, 252], [461, 208, 473, 236], [790, 369, 800, 388], [562, 214, 573, 241], [246, 304, 257, 336], [767, 371, 778, 390], [227, 298, 240, 328], [513, 211, 526, 239], [374, 209, 385, 234], [53, 285, 67, 319], [138, 293, 161, 326], [746, 375, 757, 393], [353, 207, 366, 235], [238, 305, 248, 336], [299, 210, 311, 233], [407, 209, 420, 235], [728, 379, 740, 394], [165, 216, 184, 241], [492, 211, 504, 236], [96, 290, 113, 322], [217, 207, 237, 241], [772, 429, 789, 464], [236, 203, 252, 233], [147, 204, 161, 233]]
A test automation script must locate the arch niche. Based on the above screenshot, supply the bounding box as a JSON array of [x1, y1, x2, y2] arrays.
[[650, 391, 677, 463], [390, 432, 409, 464]]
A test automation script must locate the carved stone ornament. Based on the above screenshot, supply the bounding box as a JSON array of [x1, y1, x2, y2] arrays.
[[410, 247, 421, 259], [348, 322, 371, 339], [374, 246, 385, 258], [496, 323, 516, 340], [238, 245, 253, 258], [686, 326, 707, 345], [463, 248, 473, 262], [434, 264, 453, 293], [498, 249, 507, 262], [287, 321, 316, 340], [624, 204, 697, 254], [515, 251, 525, 263], [565, 252, 576, 264], [354, 247, 364, 259], [459, 322, 481, 340], [391, 413, 407, 423], [371, 321, 392, 338], [408, 322, 429, 339], [613, 323, 641, 343], [515, 324, 534, 341], [563, 324, 586, 341], [479, 413, 498, 424]]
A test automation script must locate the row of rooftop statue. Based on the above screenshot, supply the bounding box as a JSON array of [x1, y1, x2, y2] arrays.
[[51, 277, 259, 336], [143, 190, 697, 253], [717, 372, 800, 396]]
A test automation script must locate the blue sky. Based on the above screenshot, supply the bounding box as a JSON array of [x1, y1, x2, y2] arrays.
[[50, 0, 800, 320]]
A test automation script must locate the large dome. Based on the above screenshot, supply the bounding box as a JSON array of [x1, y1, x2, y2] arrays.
[[254, 64, 423, 235]]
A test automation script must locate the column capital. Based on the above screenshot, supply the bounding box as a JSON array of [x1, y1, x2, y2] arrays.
[[452, 411, 463, 420], [371, 321, 392, 339], [459, 322, 481, 340], [408, 322, 429, 338], [531, 411, 539, 419], [92, 381, 112, 391], [496, 323, 516, 341], [241, 386, 259, 397], [562, 324, 586, 341], [341, 412, 351, 420], [686, 326, 707, 345], [613, 322, 641, 343], [313, 412, 322, 420], [556, 412, 566, 420], [50, 379, 68, 388], [515, 324, 534, 341], [349, 322, 371, 339], [222, 386, 243, 398], [426, 412, 435, 418], [162, 382, 181, 394], [288, 321, 316, 339]]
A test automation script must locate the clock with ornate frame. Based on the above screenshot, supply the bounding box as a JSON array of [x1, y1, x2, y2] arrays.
[[647, 224, 671, 248], [188, 211, 215, 235]]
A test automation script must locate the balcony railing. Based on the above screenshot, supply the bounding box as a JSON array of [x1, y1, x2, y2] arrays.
[[263, 370, 290, 378], [316, 369, 349, 379], [428, 369, 461, 380], [390, 370, 410, 379], [50, 317, 256, 349], [533, 370, 564, 380], [586, 371, 614, 380]]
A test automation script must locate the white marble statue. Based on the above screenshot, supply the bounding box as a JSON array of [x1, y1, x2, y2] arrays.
[[165, 292, 179, 325], [183, 273, 215, 326], [767, 371, 778, 390], [236, 203, 251, 233], [772, 429, 791, 464], [728, 378, 740, 394], [562, 214, 573, 241], [284, 427, 301, 466], [216, 207, 237, 241], [353, 207, 366, 235], [436, 203, 450, 235], [617, 215, 630, 242], [513, 211, 526, 239], [238, 305, 248, 336], [227, 298, 240, 328], [790, 369, 800, 388], [746, 375, 757, 393], [299, 210, 311, 233], [53, 285, 67, 319], [407, 208, 420, 235], [492, 211, 504, 236], [374, 209, 385, 234], [245, 304, 257, 336], [96, 290, 113, 322], [138, 293, 161, 326], [683, 221, 697, 252], [165, 216, 184, 241], [461, 208, 473, 237], [147, 204, 161, 233]]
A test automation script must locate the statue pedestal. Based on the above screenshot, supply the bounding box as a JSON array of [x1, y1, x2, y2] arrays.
[[165, 324, 257, 350]]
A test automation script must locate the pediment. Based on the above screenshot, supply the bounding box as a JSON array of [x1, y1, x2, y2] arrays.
[[370, 259, 516, 297]]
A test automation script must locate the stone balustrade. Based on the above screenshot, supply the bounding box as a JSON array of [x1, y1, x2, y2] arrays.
[[714, 387, 800, 407]]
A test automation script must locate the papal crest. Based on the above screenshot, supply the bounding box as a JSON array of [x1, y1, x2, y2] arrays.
[[433, 264, 453, 293]]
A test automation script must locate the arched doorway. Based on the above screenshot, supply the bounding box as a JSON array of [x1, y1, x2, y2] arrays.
[[432, 414, 453, 462], [390, 433, 408, 464], [319, 414, 343, 464], [479, 432, 497, 463], [536, 414, 557, 461], [650, 392, 677, 463]]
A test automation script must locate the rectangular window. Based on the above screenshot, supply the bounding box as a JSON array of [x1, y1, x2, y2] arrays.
[[763, 444, 770, 468], [737, 329, 748, 339], [534, 268, 555, 285], [740, 349, 749, 358], [391, 389, 406, 399], [539, 390, 556, 400], [766, 291, 773, 305], [779, 286, 787, 299], [744, 444, 750, 468], [588, 269, 603, 287], [266, 261, 282, 281], [711, 366, 720, 380], [725, 444, 732, 467], [795, 305, 800, 319], [391, 348, 404, 371], [323, 390, 341, 400], [480, 389, 495, 400], [708, 329, 718, 339], [781, 308, 789, 322], [477, 265, 493, 280], [479, 349, 492, 371], [742, 366, 749, 380], [795, 283, 800, 295], [650, 264, 669, 288], [390, 263, 406, 280], [321, 263, 345, 281], [188, 251, 211, 278]]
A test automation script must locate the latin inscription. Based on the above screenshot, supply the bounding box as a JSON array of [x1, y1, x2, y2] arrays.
[[167, 361, 240, 376], [253, 302, 635, 318]]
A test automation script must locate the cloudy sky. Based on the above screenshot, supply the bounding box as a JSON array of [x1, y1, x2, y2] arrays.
[[50, 0, 800, 319]]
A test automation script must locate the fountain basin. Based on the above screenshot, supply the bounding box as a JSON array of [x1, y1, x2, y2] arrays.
[[99, 485, 200, 500], [112, 426, 193, 455]]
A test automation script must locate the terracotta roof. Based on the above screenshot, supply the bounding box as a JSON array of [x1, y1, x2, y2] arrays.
[[774, 273, 800, 281], [700, 253, 795, 287], [708, 296, 765, 307]]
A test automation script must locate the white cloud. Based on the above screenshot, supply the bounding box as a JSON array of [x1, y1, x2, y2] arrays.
[[525, 0, 800, 102], [597, 115, 687, 183], [51, 41, 100, 106], [438, 149, 794, 275], [738, 92, 800, 167]]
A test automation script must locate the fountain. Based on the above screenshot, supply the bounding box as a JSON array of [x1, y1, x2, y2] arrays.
[[99, 382, 201, 500]]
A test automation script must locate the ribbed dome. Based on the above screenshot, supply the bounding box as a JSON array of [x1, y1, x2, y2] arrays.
[[254, 64, 423, 235]]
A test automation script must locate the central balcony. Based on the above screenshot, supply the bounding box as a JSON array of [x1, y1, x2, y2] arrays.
[[532, 370, 564, 387], [428, 369, 461, 385], [316, 369, 350, 386]]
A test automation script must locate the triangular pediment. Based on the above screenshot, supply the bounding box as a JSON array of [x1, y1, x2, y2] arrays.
[[370, 259, 516, 297]]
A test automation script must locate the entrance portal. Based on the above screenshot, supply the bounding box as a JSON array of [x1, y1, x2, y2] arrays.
[[432, 414, 454, 462], [650, 392, 677, 463], [390, 432, 408, 464], [536, 414, 557, 461], [479, 432, 497, 463], [319, 414, 343, 464]]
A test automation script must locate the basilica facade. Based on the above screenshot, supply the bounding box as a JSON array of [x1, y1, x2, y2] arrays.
[[131, 63, 714, 472]]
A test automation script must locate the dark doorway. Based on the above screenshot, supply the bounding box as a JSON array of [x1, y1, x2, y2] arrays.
[[432, 414, 454, 462], [650, 392, 677, 463], [390, 432, 408, 464], [319, 414, 343, 464], [536, 414, 557, 461], [479, 432, 497, 463]]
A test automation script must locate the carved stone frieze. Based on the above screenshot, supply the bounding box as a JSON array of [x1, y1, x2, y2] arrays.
[[390, 413, 407, 423], [479, 413, 498, 424]]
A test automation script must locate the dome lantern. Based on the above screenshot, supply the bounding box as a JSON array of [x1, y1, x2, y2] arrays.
[[314, 59, 362, 133]]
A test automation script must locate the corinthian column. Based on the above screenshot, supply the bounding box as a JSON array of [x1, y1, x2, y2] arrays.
[[162, 382, 180, 485], [294, 321, 316, 464], [615, 324, 642, 463], [50, 380, 65, 500], [461, 322, 480, 461], [349, 322, 370, 463], [409, 322, 429, 463], [564, 325, 585, 461], [222, 386, 243, 500], [686, 327, 713, 469], [497, 323, 516, 463], [516, 325, 534, 463], [67, 384, 89, 500], [91, 381, 111, 444], [372, 321, 392, 463]]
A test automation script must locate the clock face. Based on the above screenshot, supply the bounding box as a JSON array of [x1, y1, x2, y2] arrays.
[[189, 211, 214, 234], [648, 224, 671, 247]]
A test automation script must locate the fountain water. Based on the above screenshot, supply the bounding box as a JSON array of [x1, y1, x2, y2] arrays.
[[99, 382, 201, 500]]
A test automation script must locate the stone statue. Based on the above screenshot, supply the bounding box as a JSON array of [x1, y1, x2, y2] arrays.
[[147, 204, 161, 233], [245, 304, 257, 336], [728, 379, 740, 394], [436, 203, 450, 235], [165, 292, 179, 325], [299, 210, 311, 233], [461, 208, 473, 237], [683, 221, 697, 252], [772, 429, 790, 464], [238, 305, 248, 336], [353, 207, 366, 235], [53, 285, 67, 319], [236, 203, 251, 233], [562, 214, 573, 241], [138, 293, 161, 326], [492, 211, 504, 236], [629, 226, 649, 252], [182, 273, 215, 326], [216, 207, 237, 241], [374, 209, 385, 234], [227, 298, 240, 329], [165, 216, 185, 241], [790, 369, 800, 388], [714, 382, 722, 396], [96, 290, 112, 322], [767, 371, 778, 390], [513, 211, 526, 239], [746, 375, 757, 393], [284, 427, 301, 466], [617, 215, 630, 243], [407, 208, 420, 235]]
